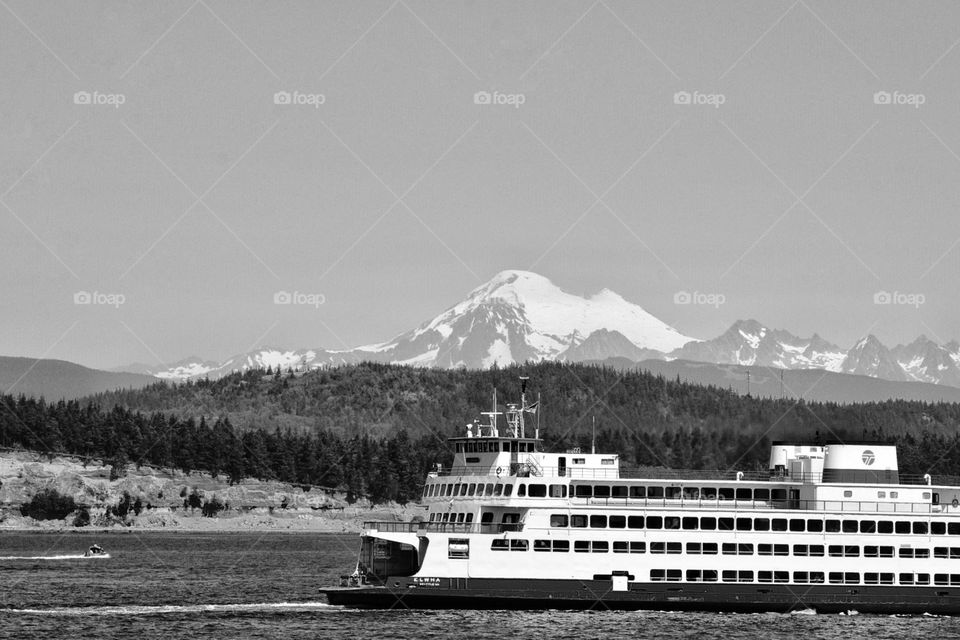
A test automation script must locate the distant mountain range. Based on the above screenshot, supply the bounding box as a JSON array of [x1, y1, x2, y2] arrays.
[[0, 356, 157, 401], [110, 270, 960, 395]]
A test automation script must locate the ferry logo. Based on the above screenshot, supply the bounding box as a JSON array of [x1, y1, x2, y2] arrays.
[[862, 449, 875, 465]]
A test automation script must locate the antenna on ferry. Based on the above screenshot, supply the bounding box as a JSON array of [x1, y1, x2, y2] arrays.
[[592, 416, 596, 455], [535, 391, 541, 440], [746, 370, 751, 397]]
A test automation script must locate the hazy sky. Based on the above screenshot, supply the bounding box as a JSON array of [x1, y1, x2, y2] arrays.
[[3, 1, 960, 370]]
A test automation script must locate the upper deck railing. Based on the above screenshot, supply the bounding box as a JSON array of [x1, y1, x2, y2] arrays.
[[433, 465, 960, 487]]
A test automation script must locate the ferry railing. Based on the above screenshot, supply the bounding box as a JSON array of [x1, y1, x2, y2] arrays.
[[362, 521, 523, 534]]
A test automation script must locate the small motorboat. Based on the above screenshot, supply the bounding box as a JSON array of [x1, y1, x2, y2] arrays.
[[83, 544, 109, 558]]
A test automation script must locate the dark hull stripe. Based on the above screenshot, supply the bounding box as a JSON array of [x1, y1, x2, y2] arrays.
[[322, 578, 960, 614]]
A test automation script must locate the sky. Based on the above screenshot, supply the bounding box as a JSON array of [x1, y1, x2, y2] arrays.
[[2, 0, 960, 370]]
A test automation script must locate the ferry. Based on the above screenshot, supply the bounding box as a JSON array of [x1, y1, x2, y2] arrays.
[[322, 380, 960, 614]]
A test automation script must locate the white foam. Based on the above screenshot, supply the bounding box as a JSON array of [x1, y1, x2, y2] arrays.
[[5, 602, 339, 616], [0, 554, 108, 560]]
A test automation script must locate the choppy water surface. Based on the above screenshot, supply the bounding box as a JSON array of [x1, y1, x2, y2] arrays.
[[1, 532, 958, 639]]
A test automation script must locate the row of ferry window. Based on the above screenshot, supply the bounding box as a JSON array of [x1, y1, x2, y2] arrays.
[[548, 514, 960, 535], [491, 539, 960, 558], [570, 485, 924, 501], [424, 483, 568, 499], [430, 512, 475, 523], [650, 570, 960, 586]]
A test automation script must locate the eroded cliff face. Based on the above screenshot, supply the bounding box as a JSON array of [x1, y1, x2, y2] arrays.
[[0, 452, 422, 531]]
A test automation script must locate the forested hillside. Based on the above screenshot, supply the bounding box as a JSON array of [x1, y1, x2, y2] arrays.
[[2, 362, 960, 504]]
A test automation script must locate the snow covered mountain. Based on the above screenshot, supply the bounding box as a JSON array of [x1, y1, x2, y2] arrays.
[[667, 319, 846, 371], [113, 271, 960, 391]]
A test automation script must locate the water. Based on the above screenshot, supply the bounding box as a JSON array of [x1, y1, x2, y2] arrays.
[[1, 531, 958, 639]]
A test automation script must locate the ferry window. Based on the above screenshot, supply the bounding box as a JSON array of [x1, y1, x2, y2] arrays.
[[722, 543, 736, 555], [810, 572, 825, 583], [860, 520, 876, 534], [503, 485, 513, 497], [682, 517, 698, 530], [951, 548, 960, 559], [865, 573, 880, 585], [510, 540, 528, 551], [913, 522, 928, 535], [843, 490, 853, 498], [794, 572, 809, 583], [630, 486, 646, 499], [612, 486, 628, 498], [466, 457, 480, 464], [630, 542, 646, 554], [487, 483, 495, 496], [592, 541, 609, 553], [864, 546, 879, 558], [609, 515, 626, 529], [574, 485, 592, 498], [593, 486, 610, 498], [648, 487, 664, 499], [890, 491, 898, 499], [736, 518, 752, 531], [701, 488, 717, 500], [468, 483, 477, 495], [456, 444, 464, 453], [457, 513, 466, 523], [828, 572, 843, 584], [574, 541, 590, 553], [528, 484, 547, 498], [771, 518, 787, 532], [718, 518, 734, 531], [667, 570, 682, 582], [828, 546, 843, 557], [429, 513, 436, 522], [931, 522, 946, 535], [736, 571, 753, 582], [900, 573, 914, 585], [877, 491, 886, 498], [718, 488, 735, 501], [754, 518, 770, 532], [704, 543, 718, 555], [935, 574, 949, 586], [517, 485, 526, 497], [572, 458, 585, 464], [758, 544, 772, 556], [571, 515, 587, 528], [700, 517, 717, 530], [736, 488, 752, 501], [825, 520, 840, 533], [952, 575, 960, 585], [923, 492, 931, 500], [879, 546, 894, 558], [842, 521, 857, 533], [793, 544, 809, 556], [758, 571, 772, 583], [845, 573, 860, 584], [646, 516, 663, 529], [775, 544, 788, 556], [722, 570, 736, 583], [687, 570, 703, 582], [552, 541, 569, 552], [613, 541, 628, 553], [494, 484, 503, 497], [482, 512, 494, 524], [503, 443, 510, 452], [664, 517, 681, 530], [754, 489, 770, 500], [448, 539, 470, 559], [550, 514, 568, 527], [934, 547, 948, 559], [806, 520, 823, 533], [549, 485, 566, 498], [666, 486, 682, 499], [650, 542, 666, 554], [650, 569, 666, 581], [809, 545, 824, 557], [687, 543, 703, 554], [627, 516, 644, 529], [846, 546, 860, 557], [916, 549, 931, 558], [879, 573, 894, 585], [895, 521, 910, 534], [771, 489, 787, 501], [878, 521, 893, 534], [491, 540, 509, 551], [667, 542, 682, 554], [601, 458, 616, 466], [949, 523, 960, 535], [590, 515, 607, 528], [459, 484, 468, 497], [441, 513, 449, 523], [790, 519, 805, 532]]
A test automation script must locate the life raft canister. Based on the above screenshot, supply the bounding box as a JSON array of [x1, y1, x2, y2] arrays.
[[496, 466, 503, 477], [952, 498, 958, 508]]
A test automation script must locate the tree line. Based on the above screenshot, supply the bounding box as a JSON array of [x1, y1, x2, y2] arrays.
[[2, 362, 960, 503]]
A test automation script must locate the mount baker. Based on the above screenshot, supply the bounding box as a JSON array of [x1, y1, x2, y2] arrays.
[[116, 270, 960, 390]]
